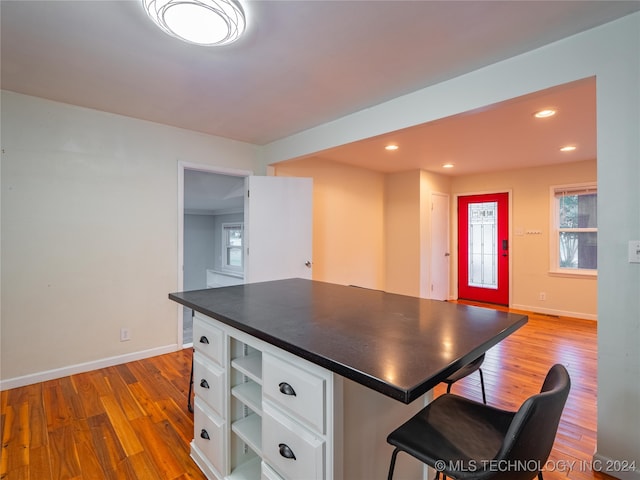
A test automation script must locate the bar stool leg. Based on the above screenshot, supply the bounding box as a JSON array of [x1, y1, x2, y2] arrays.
[[387, 448, 400, 480], [479, 368, 487, 404], [187, 349, 194, 413]]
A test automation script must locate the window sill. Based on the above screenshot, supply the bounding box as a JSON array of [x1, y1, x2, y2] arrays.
[[549, 269, 597, 279], [217, 270, 244, 279]]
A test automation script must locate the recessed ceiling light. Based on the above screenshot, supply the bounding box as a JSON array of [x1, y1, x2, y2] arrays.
[[534, 109, 557, 118], [385, 145, 399, 151], [442, 163, 455, 169], [560, 145, 577, 152]]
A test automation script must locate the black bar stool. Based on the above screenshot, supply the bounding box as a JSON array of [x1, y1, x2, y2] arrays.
[[442, 353, 487, 404], [387, 364, 570, 480]]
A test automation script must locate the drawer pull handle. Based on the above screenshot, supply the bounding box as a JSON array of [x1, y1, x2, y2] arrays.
[[199, 336, 209, 344], [278, 382, 296, 396], [200, 429, 210, 440], [278, 443, 296, 460], [200, 379, 210, 389]]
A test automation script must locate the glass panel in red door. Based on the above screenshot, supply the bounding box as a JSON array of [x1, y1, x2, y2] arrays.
[[458, 193, 509, 305]]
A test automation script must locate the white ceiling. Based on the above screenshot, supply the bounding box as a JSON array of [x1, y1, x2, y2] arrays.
[[184, 169, 245, 213], [304, 77, 597, 176], [2, 1, 638, 176]]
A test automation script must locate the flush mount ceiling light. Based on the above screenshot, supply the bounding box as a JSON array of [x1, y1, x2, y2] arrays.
[[560, 145, 577, 152], [142, 0, 246, 46], [442, 163, 455, 169], [534, 108, 557, 118], [385, 145, 399, 151]]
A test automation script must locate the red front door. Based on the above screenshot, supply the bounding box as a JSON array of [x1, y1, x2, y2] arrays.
[[458, 193, 509, 305]]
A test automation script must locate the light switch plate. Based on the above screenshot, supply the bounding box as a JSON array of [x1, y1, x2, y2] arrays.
[[629, 240, 640, 263]]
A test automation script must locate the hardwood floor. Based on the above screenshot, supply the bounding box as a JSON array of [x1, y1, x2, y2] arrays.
[[1, 305, 614, 480], [1, 349, 205, 480]]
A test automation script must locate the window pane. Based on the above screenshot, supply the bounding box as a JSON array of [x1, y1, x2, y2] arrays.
[[578, 194, 597, 228], [468, 202, 498, 289], [559, 193, 597, 228], [559, 232, 597, 269], [226, 228, 242, 246], [227, 247, 242, 267], [222, 223, 243, 271]]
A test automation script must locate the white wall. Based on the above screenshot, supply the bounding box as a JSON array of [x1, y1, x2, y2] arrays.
[[275, 158, 386, 289], [0, 91, 259, 386], [384, 170, 421, 297], [452, 160, 598, 319], [184, 212, 243, 291], [184, 214, 217, 291], [262, 14, 640, 478]]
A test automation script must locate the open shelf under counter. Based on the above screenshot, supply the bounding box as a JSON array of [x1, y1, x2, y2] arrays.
[[231, 353, 262, 385], [231, 414, 262, 457], [231, 381, 262, 416], [226, 456, 261, 480]]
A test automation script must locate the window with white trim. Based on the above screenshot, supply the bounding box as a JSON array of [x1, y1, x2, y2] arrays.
[[222, 223, 243, 274], [551, 183, 597, 275]]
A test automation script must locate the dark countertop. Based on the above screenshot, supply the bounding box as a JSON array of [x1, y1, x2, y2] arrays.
[[169, 278, 527, 404]]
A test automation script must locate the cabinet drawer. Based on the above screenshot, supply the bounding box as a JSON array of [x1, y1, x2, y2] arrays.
[[193, 314, 224, 365], [263, 353, 326, 433], [193, 352, 225, 417], [193, 399, 225, 475], [262, 406, 324, 480]]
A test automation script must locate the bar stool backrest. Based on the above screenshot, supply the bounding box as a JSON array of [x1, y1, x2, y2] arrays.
[[489, 364, 571, 480]]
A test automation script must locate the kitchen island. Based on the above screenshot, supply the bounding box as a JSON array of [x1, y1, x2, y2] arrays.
[[169, 279, 527, 480]]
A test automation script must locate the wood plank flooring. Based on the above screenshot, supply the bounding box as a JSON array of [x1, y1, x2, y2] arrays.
[[1, 305, 614, 480]]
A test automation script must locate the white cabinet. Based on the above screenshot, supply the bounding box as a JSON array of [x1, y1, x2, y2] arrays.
[[261, 462, 284, 480], [193, 317, 225, 365], [194, 398, 226, 475], [191, 317, 227, 479], [228, 336, 262, 476], [263, 353, 326, 434], [190, 312, 338, 480], [262, 404, 325, 480]]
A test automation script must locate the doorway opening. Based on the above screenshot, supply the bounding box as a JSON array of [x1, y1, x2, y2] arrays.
[[178, 163, 252, 347]]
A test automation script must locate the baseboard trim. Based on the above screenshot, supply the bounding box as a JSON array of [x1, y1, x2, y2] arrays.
[[511, 303, 597, 321], [593, 452, 640, 479], [0, 344, 179, 391]]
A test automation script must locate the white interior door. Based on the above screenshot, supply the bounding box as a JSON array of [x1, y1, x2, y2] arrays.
[[244, 176, 313, 283], [430, 192, 450, 300]]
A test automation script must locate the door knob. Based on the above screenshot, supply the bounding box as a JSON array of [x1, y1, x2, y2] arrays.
[[305, 261, 312, 268]]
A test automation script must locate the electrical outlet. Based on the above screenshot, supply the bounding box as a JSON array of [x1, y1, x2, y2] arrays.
[[120, 328, 131, 342], [539, 292, 546, 301]]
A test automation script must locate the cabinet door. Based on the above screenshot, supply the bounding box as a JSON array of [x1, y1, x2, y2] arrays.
[[244, 176, 313, 283]]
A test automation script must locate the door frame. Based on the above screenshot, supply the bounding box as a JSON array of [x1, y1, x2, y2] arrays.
[[177, 161, 253, 347], [452, 189, 513, 305]]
